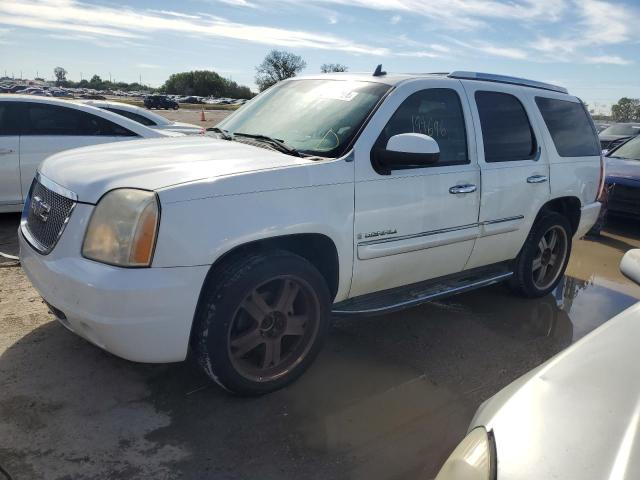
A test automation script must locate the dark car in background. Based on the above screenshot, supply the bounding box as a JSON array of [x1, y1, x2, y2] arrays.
[[143, 95, 179, 110], [592, 135, 640, 233], [599, 123, 640, 151]]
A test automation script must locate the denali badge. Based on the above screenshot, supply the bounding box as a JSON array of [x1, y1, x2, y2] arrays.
[[31, 196, 51, 222], [358, 229, 398, 240]]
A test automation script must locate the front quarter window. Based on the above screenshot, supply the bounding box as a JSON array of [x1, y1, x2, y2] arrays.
[[218, 79, 390, 158]]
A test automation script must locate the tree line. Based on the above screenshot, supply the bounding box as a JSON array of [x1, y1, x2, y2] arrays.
[[53, 51, 347, 98]]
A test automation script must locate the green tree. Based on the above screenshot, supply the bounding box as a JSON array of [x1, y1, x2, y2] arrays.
[[611, 97, 640, 122], [161, 70, 253, 98], [255, 50, 306, 91], [320, 63, 348, 73], [54, 66, 67, 86]]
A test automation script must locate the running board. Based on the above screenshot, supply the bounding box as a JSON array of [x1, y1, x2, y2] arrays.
[[332, 265, 513, 317]]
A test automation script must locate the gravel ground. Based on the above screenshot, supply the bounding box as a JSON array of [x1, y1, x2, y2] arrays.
[[2, 178, 640, 478]]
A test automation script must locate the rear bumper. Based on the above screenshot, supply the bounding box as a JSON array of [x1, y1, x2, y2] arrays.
[[575, 202, 601, 238], [19, 222, 209, 363]]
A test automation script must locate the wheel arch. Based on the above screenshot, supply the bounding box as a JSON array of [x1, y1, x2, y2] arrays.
[[536, 196, 581, 235], [201, 233, 341, 303]]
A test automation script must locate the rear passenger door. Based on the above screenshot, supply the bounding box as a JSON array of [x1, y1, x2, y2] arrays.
[[462, 84, 551, 269], [17, 102, 138, 200]]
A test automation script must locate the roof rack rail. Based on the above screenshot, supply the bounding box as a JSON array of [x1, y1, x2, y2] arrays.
[[448, 71, 568, 94]]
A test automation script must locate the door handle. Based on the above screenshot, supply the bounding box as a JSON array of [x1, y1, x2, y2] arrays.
[[449, 184, 477, 194], [527, 175, 548, 184], [0, 148, 15, 155]]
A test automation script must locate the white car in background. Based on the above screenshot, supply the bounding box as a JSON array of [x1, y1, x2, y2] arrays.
[[82, 100, 204, 135], [435, 249, 640, 480], [0, 95, 181, 213]]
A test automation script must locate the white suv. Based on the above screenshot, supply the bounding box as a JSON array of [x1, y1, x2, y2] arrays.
[[19, 70, 603, 395]]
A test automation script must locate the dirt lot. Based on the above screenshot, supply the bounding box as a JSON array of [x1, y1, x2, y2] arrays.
[[1, 210, 639, 479]]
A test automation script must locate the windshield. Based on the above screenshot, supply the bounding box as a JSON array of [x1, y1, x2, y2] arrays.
[[610, 135, 640, 160], [218, 79, 390, 157], [601, 124, 640, 136]]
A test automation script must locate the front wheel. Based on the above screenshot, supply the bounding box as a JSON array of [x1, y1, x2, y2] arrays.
[[192, 250, 330, 395], [510, 212, 572, 298]]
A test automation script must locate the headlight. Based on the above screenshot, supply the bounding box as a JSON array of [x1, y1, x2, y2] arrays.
[[435, 427, 495, 480], [82, 189, 160, 267]]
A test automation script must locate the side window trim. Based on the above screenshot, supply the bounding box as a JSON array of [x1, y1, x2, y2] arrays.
[[370, 87, 471, 175], [475, 90, 539, 163]]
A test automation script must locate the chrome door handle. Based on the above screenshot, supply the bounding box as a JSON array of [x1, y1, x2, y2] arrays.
[[0, 148, 15, 155], [527, 175, 548, 184], [449, 184, 477, 194]]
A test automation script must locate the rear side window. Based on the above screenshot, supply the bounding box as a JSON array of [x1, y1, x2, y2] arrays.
[[375, 88, 469, 166], [475, 91, 536, 162], [0, 103, 20, 135], [105, 107, 156, 126], [21, 103, 137, 137], [535, 97, 600, 157]]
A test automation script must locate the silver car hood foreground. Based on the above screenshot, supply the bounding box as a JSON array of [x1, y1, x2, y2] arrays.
[[39, 137, 309, 204], [472, 301, 640, 480]]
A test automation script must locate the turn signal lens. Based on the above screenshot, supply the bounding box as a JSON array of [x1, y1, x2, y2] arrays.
[[434, 427, 495, 480], [82, 189, 159, 267]]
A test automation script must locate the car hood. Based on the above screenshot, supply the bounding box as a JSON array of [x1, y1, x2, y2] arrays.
[[39, 136, 311, 204], [600, 134, 631, 142], [471, 302, 640, 479], [606, 157, 640, 184]]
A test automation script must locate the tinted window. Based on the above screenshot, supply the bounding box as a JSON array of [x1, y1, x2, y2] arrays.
[[0, 103, 20, 135], [105, 107, 156, 126], [22, 103, 137, 137], [535, 97, 600, 157], [375, 88, 468, 166], [475, 91, 536, 162]]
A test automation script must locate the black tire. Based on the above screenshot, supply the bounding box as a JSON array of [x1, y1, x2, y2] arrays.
[[510, 212, 572, 298], [192, 250, 330, 395]]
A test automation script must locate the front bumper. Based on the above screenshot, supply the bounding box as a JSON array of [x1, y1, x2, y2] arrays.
[[19, 203, 209, 363]]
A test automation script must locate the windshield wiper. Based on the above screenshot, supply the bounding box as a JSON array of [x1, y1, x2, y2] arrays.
[[207, 127, 233, 140], [234, 132, 300, 157]]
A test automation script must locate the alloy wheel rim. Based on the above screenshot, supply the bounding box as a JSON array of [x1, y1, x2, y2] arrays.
[[532, 225, 568, 290], [228, 275, 320, 382]]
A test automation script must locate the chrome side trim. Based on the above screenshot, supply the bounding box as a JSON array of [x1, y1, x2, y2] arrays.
[[332, 272, 513, 315], [358, 223, 478, 246], [357, 216, 525, 247], [36, 172, 78, 201], [482, 215, 524, 225]]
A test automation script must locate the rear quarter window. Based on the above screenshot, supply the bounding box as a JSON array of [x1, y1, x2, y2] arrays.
[[535, 97, 600, 157]]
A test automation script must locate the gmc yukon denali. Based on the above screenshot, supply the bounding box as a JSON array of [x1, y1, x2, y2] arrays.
[[19, 70, 603, 394]]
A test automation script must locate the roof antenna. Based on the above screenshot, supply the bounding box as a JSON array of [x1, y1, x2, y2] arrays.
[[373, 64, 386, 77]]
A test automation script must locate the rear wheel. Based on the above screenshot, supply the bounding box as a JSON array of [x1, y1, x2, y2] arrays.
[[192, 250, 330, 395], [510, 212, 572, 298]]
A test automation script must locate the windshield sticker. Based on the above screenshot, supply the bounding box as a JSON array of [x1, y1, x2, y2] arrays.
[[321, 90, 359, 102]]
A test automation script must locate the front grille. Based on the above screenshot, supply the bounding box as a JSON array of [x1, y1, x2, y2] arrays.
[[22, 179, 76, 254], [608, 184, 640, 216]]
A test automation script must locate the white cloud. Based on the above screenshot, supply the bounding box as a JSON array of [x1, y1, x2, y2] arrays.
[[0, 0, 388, 55], [584, 55, 632, 66], [137, 63, 162, 69], [390, 15, 401, 25], [217, 0, 257, 7]]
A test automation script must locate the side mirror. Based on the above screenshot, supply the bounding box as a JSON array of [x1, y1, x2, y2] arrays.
[[372, 133, 440, 175], [621, 249, 640, 286]]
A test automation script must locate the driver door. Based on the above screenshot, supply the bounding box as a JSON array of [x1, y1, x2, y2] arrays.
[[350, 80, 480, 297]]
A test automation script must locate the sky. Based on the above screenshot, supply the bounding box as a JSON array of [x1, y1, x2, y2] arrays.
[[1, 0, 639, 113]]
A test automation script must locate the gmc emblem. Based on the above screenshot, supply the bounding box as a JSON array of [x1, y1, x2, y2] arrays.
[[31, 196, 51, 222]]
